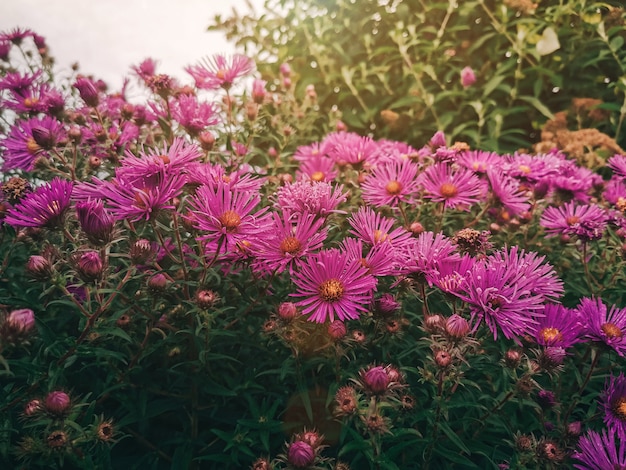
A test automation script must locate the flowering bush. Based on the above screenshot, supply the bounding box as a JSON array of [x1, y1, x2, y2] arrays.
[[1, 21, 626, 470]]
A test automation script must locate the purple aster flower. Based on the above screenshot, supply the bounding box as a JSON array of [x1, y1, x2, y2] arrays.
[[1, 116, 65, 171], [0, 27, 33, 45], [431, 254, 475, 296], [186, 53, 255, 90], [187, 161, 263, 193], [534, 303, 583, 349], [417, 162, 484, 210], [608, 154, 626, 179], [573, 429, 626, 470], [293, 142, 330, 163], [341, 237, 396, 277], [361, 158, 420, 208], [275, 180, 347, 218], [398, 231, 460, 284], [132, 58, 158, 82], [458, 150, 502, 174], [486, 167, 531, 217], [190, 182, 268, 254], [603, 176, 626, 207], [577, 297, 626, 356], [169, 94, 219, 136], [459, 247, 557, 341], [348, 206, 413, 250], [4, 178, 73, 229], [540, 201, 608, 241], [601, 373, 626, 441], [251, 211, 327, 275], [324, 132, 378, 168], [296, 154, 338, 182], [291, 248, 377, 323]]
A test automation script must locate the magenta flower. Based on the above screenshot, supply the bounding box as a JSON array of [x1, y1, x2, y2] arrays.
[[418, 162, 484, 210], [74, 76, 100, 107], [486, 167, 531, 217], [347, 206, 413, 251], [251, 211, 327, 275], [601, 373, 626, 441], [361, 366, 390, 395], [341, 237, 396, 277], [287, 440, 315, 468], [296, 154, 338, 182], [2, 116, 65, 171], [577, 297, 626, 356], [186, 53, 255, 90], [44, 390, 71, 416], [291, 248, 376, 323], [190, 182, 268, 253], [4, 178, 73, 229], [459, 247, 557, 341], [540, 201, 608, 241], [399, 231, 460, 284], [275, 180, 347, 218], [6, 308, 35, 333], [169, 95, 219, 136], [458, 150, 502, 174], [460, 66, 476, 88], [608, 154, 626, 179], [573, 429, 626, 470], [361, 158, 420, 208], [534, 303, 583, 349], [324, 131, 378, 168]]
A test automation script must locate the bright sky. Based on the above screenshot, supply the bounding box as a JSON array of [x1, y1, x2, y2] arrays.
[[0, 0, 265, 91]]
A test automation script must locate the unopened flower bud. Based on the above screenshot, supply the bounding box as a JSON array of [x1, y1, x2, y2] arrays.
[[196, 289, 219, 309], [305, 84, 317, 99], [409, 221, 425, 235], [24, 399, 41, 416], [279, 62, 291, 78], [445, 314, 470, 340], [199, 131, 215, 151], [76, 199, 115, 246], [537, 390, 556, 409], [460, 66, 476, 88], [27, 255, 53, 281], [76, 251, 104, 282], [423, 314, 446, 334], [251, 79, 267, 104], [89, 155, 101, 169], [268, 147, 278, 159], [130, 239, 154, 264], [276, 302, 296, 321], [148, 273, 168, 292], [373, 293, 399, 318], [362, 366, 389, 394], [287, 440, 315, 468], [434, 350, 452, 368], [7, 308, 35, 333], [251, 457, 272, 470], [328, 320, 347, 341], [336, 121, 347, 132], [44, 391, 71, 416], [504, 349, 521, 368], [74, 76, 100, 107], [566, 421, 582, 437]]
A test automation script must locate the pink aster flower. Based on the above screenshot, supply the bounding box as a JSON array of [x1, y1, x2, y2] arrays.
[[458, 150, 502, 174], [186, 53, 255, 90], [324, 132, 378, 168], [275, 180, 347, 218], [169, 94, 219, 136], [601, 373, 626, 441], [458, 247, 555, 341], [347, 206, 413, 250], [577, 297, 626, 356], [603, 176, 626, 207], [540, 201, 608, 241], [573, 429, 626, 470], [418, 162, 484, 210], [296, 154, 337, 182], [460, 66, 476, 88], [251, 211, 327, 275], [486, 167, 531, 217], [361, 158, 420, 208], [608, 154, 626, 179], [398, 231, 460, 284], [0, 27, 33, 45], [4, 178, 73, 229], [534, 303, 583, 349], [341, 237, 396, 277], [190, 182, 268, 254], [2, 116, 65, 171], [291, 248, 377, 323]]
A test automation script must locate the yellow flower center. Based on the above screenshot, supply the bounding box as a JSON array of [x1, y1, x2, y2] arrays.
[[601, 322, 623, 339], [24, 97, 39, 108], [566, 216, 580, 226], [519, 164, 531, 174], [612, 396, 626, 421], [539, 327, 563, 343], [311, 171, 325, 182], [319, 278, 344, 302], [216, 69, 226, 80], [373, 229, 388, 243], [279, 236, 301, 255], [440, 182, 458, 198], [157, 154, 170, 164], [385, 180, 402, 195], [26, 137, 41, 155], [219, 210, 241, 232]]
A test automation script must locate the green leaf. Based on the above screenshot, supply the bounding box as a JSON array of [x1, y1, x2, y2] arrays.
[[517, 96, 555, 120]]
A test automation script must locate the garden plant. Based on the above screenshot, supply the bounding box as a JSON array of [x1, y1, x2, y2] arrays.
[[1, 1, 626, 469]]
